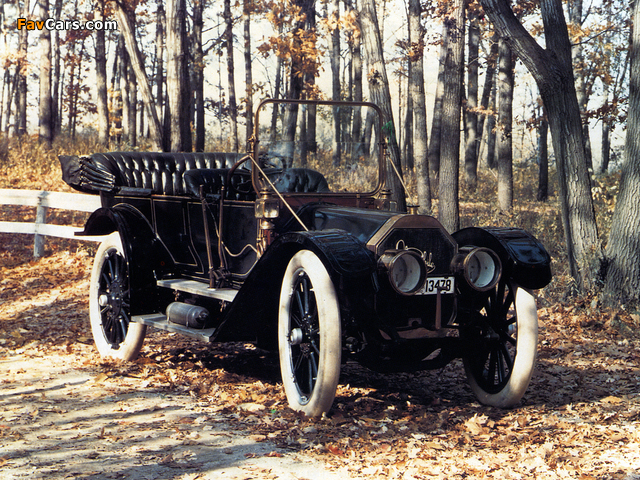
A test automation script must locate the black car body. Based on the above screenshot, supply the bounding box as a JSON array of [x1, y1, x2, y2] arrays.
[[60, 100, 551, 416]]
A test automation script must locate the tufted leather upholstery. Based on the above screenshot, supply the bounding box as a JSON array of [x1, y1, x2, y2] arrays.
[[90, 152, 244, 196], [59, 151, 245, 196]]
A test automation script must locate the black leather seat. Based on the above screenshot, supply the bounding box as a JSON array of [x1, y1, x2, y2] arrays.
[[59, 151, 244, 196], [183, 168, 330, 200]]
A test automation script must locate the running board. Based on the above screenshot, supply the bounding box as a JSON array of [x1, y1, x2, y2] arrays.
[[132, 313, 216, 342], [157, 279, 238, 302]]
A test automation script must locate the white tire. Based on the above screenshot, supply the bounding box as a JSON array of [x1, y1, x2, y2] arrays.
[[462, 281, 538, 407], [278, 250, 341, 416], [90, 232, 146, 360]]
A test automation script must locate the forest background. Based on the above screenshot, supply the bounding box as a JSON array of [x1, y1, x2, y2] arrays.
[[1, 0, 640, 318]]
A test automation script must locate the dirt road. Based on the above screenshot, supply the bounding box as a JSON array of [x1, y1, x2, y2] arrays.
[[0, 343, 356, 480], [2, 248, 640, 479]]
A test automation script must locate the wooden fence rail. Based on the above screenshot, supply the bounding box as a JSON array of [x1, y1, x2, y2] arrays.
[[0, 189, 103, 258]]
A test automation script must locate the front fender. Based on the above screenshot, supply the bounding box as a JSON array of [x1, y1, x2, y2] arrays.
[[452, 227, 552, 290], [81, 204, 173, 314], [215, 229, 377, 345]]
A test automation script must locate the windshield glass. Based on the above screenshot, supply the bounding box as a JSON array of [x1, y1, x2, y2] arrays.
[[254, 100, 382, 194]]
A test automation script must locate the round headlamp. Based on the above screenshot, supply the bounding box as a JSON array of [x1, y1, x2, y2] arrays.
[[379, 250, 427, 295], [459, 247, 502, 291]]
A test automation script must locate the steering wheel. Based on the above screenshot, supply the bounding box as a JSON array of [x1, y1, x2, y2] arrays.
[[226, 156, 254, 197]]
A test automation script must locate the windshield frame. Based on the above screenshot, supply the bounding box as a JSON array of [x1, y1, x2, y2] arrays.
[[251, 98, 387, 198]]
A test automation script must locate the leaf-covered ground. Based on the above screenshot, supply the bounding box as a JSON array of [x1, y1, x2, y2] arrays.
[[2, 234, 640, 479]]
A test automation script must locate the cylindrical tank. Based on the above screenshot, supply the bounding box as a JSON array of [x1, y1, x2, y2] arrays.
[[166, 302, 209, 329]]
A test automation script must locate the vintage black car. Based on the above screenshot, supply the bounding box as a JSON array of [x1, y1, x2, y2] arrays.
[[59, 99, 551, 416]]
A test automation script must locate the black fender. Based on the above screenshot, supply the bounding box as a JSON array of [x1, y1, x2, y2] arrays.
[[214, 229, 377, 345], [81, 204, 173, 314], [452, 226, 552, 290]]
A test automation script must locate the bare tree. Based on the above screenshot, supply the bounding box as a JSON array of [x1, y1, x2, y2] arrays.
[[480, 0, 604, 292], [428, 22, 449, 194], [359, 0, 406, 211], [51, 0, 63, 136], [496, 38, 514, 212], [166, 0, 191, 151], [193, 0, 205, 151], [38, 0, 52, 146], [464, 4, 481, 190], [602, 0, 640, 307], [537, 107, 549, 202], [155, 0, 166, 136], [16, 0, 28, 136], [408, 0, 431, 213], [243, 0, 254, 141], [114, 0, 163, 150], [94, 0, 109, 146], [223, 0, 238, 151], [477, 31, 499, 165], [438, 0, 465, 232]]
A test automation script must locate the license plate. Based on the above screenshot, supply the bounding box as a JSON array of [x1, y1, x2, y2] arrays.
[[420, 276, 455, 295]]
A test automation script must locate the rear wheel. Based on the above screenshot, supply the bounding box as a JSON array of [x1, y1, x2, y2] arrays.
[[461, 280, 538, 407], [90, 232, 146, 360], [278, 250, 341, 416]]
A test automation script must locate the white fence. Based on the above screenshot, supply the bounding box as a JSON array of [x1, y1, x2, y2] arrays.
[[0, 189, 103, 257]]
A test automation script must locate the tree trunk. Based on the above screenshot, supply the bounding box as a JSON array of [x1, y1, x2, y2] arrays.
[[402, 81, 414, 171], [483, 75, 498, 170], [4, 69, 17, 135], [602, 0, 640, 307], [497, 38, 514, 212], [480, 0, 603, 292], [128, 63, 137, 147], [350, 3, 363, 145], [95, 0, 109, 146], [0, 69, 9, 132], [477, 31, 499, 161], [166, 0, 191, 152], [156, 0, 169, 149], [464, 6, 480, 190], [38, 0, 52, 146], [537, 110, 549, 201], [408, 0, 430, 213], [428, 22, 449, 195], [51, 0, 62, 137], [601, 117, 611, 174], [330, 0, 341, 166], [359, 0, 407, 212], [193, 0, 205, 151], [119, 38, 131, 144], [244, 0, 254, 141], [224, 0, 239, 151], [568, 0, 593, 173], [16, 0, 28, 136], [114, 0, 163, 150], [438, 0, 465, 232]]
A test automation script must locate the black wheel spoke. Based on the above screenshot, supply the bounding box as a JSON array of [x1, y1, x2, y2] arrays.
[[464, 281, 520, 393], [500, 342, 514, 371], [496, 349, 506, 384], [288, 271, 322, 398], [307, 354, 316, 393], [294, 288, 304, 320], [98, 249, 130, 347]]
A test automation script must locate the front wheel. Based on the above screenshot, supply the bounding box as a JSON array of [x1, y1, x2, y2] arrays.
[[278, 250, 341, 416], [89, 232, 146, 360], [461, 280, 538, 407]]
